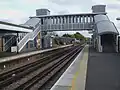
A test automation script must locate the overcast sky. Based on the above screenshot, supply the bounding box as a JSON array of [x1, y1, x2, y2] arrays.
[[0, 0, 120, 37]]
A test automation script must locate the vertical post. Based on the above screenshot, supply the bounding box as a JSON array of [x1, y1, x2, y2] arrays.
[[53, 17, 54, 24], [75, 16, 78, 23], [71, 16, 73, 23], [86, 16, 88, 23], [90, 16, 92, 23], [49, 17, 51, 30], [98, 36, 102, 52], [59, 17, 61, 24], [79, 16, 81, 23], [67, 16, 69, 30], [17, 32, 19, 54], [1, 36, 3, 52], [56, 17, 58, 24], [116, 35, 118, 52], [40, 31, 42, 49], [2, 36, 5, 51], [60, 17, 62, 30], [83, 16, 85, 23], [67, 16, 69, 24], [62, 17, 64, 24]]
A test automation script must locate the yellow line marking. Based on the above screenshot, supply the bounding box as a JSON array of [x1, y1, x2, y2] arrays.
[[71, 72, 79, 90], [70, 46, 88, 90]]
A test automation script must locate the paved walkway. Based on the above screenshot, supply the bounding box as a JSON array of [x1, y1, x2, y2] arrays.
[[85, 47, 120, 90]]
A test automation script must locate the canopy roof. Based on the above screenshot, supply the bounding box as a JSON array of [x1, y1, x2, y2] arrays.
[[94, 15, 119, 35], [0, 21, 33, 33]]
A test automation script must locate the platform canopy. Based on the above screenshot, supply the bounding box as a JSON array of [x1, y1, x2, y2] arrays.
[[94, 15, 119, 35], [0, 21, 33, 33], [96, 21, 119, 35]]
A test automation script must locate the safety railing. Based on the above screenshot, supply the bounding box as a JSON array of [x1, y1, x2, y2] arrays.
[[4, 36, 16, 51], [40, 23, 93, 31], [18, 25, 40, 52]]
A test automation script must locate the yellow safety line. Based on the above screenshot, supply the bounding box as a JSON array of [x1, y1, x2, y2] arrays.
[[70, 54, 84, 90], [70, 46, 88, 90], [71, 72, 79, 90]]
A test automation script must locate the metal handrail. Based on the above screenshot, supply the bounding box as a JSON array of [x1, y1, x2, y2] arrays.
[[4, 36, 14, 46], [18, 24, 40, 52], [4, 36, 16, 51], [40, 23, 93, 31]]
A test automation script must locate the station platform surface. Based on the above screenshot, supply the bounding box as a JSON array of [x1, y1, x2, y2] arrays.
[[85, 47, 120, 90], [51, 45, 89, 90], [51, 45, 120, 90]]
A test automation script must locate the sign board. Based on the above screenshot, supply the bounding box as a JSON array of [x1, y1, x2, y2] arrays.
[[11, 46, 17, 52]]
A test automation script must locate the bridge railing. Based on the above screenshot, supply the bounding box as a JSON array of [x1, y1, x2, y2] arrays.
[[18, 24, 40, 52], [40, 23, 93, 31]]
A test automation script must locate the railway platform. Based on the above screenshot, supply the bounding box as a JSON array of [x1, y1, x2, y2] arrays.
[[51, 45, 120, 90], [0, 44, 72, 63]]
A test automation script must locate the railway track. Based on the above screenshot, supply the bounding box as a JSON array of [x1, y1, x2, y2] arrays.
[[0, 46, 71, 82], [0, 45, 83, 90]]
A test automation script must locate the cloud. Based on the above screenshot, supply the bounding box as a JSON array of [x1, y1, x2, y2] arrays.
[[25, 0, 41, 4], [57, 10, 69, 14], [107, 3, 120, 10], [50, 0, 93, 12], [0, 9, 29, 24]]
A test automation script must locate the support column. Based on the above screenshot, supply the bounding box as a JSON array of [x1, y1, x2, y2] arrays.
[[55, 17, 57, 24], [51, 17, 53, 24], [56, 17, 59, 24], [62, 17, 64, 24], [54, 17, 56, 24], [80, 16, 82, 23], [49, 17, 51, 30], [75, 16, 78, 23], [40, 32, 42, 49], [90, 16, 93, 23], [66, 16, 69, 24], [86, 16, 88, 23], [116, 35, 118, 52], [83, 16, 85, 23], [53, 17, 55, 24], [17, 32, 19, 53], [73, 16, 75, 23], [0, 37, 3, 52], [98, 36, 102, 52], [60, 17, 62, 24], [59, 17, 62, 30], [69, 16, 71, 23], [65, 17, 67, 24], [2, 37, 5, 52], [71, 16, 73, 23]]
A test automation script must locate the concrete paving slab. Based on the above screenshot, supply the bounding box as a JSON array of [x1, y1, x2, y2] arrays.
[[85, 46, 120, 90]]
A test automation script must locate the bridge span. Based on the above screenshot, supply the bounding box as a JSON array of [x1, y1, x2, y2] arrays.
[[0, 4, 119, 53]]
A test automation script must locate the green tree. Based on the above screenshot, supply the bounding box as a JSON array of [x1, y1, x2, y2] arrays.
[[62, 34, 72, 37], [74, 32, 85, 40], [62, 32, 86, 40]]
